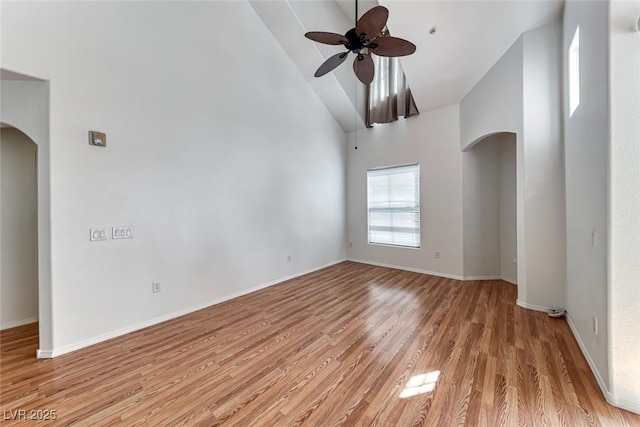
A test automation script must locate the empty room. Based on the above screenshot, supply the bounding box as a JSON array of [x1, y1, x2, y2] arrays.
[[1, 0, 639, 425]]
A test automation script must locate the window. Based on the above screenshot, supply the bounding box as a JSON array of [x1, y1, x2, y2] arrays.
[[367, 164, 420, 248], [569, 26, 580, 117], [367, 54, 419, 127]]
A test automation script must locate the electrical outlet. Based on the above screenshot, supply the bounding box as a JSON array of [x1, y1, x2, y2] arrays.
[[591, 230, 597, 247], [152, 282, 161, 293], [434, 251, 440, 259]]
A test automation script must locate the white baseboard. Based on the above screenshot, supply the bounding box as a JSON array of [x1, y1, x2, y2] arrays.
[[347, 259, 511, 283], [463, 275, 502, 281], [1, 317, 37, 331], [564, 314, 614, 404], [501, 276, 517, 285], [42, 259, 346, 359], [516, 299, 553, 313], [36, 349, 53, 359], [609, 397, 640, 415], [348, 258, 465, 280]]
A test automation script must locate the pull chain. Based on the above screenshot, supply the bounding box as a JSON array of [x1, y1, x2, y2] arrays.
[[355, 78, 358, 150], [354, 0, 359, 150]]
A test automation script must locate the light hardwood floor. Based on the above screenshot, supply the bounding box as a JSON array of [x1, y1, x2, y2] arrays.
[[2, 261, 639, 426]]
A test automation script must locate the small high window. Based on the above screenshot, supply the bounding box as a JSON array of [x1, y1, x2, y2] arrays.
[[366, 33, 419, 127], [569, 26, 580, 117]]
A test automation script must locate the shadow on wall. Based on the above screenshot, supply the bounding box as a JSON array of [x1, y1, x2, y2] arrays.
[[462, 132, 517, 284]]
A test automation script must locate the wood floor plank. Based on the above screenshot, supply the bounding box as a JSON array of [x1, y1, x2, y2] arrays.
[[1, 261, 639, 426]]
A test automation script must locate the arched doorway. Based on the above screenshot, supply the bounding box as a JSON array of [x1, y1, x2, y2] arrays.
[[0, 127, 39, 333], [1, 69, 52, 357], [462, 131, 518, 283]]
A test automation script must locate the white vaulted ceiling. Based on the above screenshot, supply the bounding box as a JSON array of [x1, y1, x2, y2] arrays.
[[251, 0, 563, 132]]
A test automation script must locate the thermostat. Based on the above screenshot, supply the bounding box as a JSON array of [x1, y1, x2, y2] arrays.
[[89, 131, 107, 147]]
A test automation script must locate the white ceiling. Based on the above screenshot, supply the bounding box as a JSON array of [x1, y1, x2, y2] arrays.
[[379, 0, 564, 111], [253, 0, 564, 131]]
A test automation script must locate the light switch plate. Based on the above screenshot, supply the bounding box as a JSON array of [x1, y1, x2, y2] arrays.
[[90, 228, 107, 241], [112, 226, 133, 240], [89, 131, 107, 147]]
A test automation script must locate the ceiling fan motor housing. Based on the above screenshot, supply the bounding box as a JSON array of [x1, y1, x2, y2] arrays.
[[344, 28, 371, 53]]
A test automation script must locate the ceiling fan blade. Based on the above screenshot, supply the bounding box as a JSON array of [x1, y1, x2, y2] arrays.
[[355, 6, 388, 40], [371, 36, 416, 57], [315, 52, 349, 77], [353, 53, 374, 85], [305, 31, 348, 45]]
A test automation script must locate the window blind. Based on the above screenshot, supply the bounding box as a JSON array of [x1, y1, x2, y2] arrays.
[[367, 164, 420, 248]]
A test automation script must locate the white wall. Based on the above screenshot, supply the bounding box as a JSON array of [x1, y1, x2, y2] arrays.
[[562, 0, 610, 392], [460, 38, 523, 150], [346, 104, 464, 278], [0, 127, 39, 329], [608, 0, 640, 413], [1, 1, 346, 355], [499, 136, 518, 284], [521, 19, 565, 310]]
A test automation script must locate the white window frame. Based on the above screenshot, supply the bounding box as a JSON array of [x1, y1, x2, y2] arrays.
[[367, 163, 420, 248]]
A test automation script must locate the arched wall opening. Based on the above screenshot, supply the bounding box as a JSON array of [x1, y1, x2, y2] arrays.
[[0, 69, 52, 357], [0, 126, 39, 332], [462, 131, 518, 283]]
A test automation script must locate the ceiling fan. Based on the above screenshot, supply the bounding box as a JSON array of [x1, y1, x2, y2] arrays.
[[304, 3, 416, 85]]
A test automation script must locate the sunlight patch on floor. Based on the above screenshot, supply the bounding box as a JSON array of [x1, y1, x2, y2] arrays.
[[399, 370, 440, 398]]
